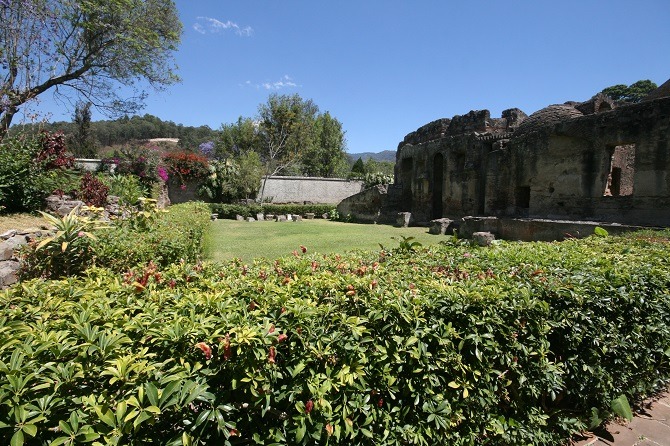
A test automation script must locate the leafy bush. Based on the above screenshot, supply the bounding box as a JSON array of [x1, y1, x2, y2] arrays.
[[92, 201, 210, 271], [101, 143, 163, 196], [18, 207, 108, 279], [19, 202, 210, 280], [211, 203, 336, 219], [362, 172, 393, 188], [102, 173, 146, 205], [0, 132, 75, 213], [162, 151, 210, 187], [78, 172, 110, 207], [2, 232, 669, 444]]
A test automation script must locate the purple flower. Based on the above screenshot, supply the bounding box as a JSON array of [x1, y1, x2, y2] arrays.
[[199, 141, 215, 158]]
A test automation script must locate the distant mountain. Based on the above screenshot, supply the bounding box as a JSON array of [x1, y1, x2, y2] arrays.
[[348, 150, 396, 163]]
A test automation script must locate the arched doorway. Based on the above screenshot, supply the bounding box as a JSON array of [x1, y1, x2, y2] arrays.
[[432, 153, 444, 218]]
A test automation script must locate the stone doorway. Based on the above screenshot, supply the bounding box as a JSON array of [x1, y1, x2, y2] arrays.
[[432, 154, 444, 218], [604, 144, 635, 197]]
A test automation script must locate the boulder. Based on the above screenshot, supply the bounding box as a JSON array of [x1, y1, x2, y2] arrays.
[[429, 218, 453, 235], [396, 212, 412, 228], [472, 231, 495, 246]]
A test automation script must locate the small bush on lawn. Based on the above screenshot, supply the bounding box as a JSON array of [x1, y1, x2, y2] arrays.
[[211, 203, 336, 219], [2, 232, 669, 444], [19, 202, 210, 279]]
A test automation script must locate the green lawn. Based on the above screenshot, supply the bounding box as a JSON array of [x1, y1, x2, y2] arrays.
[[204, 219, 446, 263]]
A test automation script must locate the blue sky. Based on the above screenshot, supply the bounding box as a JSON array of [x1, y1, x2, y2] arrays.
[[28, 0, 670, 154]]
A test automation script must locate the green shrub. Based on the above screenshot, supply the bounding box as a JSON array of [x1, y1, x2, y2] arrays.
[[102, 173, 146, 205], [92, 201, 210, 271], [2, 232, 669, 444], [18, 207, 109, 279], [20, 202, 210, 280], [211, 203, 335, 219], [0, 132, 75, 213]]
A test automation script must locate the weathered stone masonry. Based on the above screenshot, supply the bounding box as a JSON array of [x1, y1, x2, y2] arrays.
[[339, 81, 670, 232]]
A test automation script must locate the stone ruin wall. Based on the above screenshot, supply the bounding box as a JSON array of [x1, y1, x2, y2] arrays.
[[361, 87, 670, 230]]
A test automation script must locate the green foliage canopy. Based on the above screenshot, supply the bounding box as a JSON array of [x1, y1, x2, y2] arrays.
[[0, 0, 183, 137], [601, 79, 658, 103]]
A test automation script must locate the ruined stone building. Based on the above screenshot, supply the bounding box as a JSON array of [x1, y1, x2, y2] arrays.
[[338, 79, 670, 238]]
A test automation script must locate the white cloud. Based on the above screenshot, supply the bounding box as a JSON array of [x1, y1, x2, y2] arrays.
[[194, 17, 253, 36], [257, 75, 298, 90]]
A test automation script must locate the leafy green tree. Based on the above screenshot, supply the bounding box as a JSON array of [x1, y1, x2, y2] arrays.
[[364, 158, 395, 176], [601, 79, 658, 103], [70, 102, 97, 158], [350, 157, 366, 177], [199, 152, 263, 202], [0, 0, 182, 138], [301, 112, 348, 177], [217, 117, 261, 159], [256, 93, 319, 201]]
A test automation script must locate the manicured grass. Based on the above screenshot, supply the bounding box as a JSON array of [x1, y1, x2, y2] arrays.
[[204, 219, 446, 262]]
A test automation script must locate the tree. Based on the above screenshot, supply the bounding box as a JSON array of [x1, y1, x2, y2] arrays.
[[70, 102, 96, 157], [0, 0, 182, 138], [256, 93, 319, 202], [301, 112, 348, 178], [350, 157, 366, 177], [601, 80, 658, 103], [217, 117, 261, 159]]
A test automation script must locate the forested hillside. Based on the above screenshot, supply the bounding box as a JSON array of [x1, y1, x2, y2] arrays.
[[10, 114, 218, 152]]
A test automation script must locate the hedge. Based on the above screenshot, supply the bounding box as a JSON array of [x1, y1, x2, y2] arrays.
[[210, 203, 336, 219], [1, 232, 669, 444], [19, 202, 211, 279]]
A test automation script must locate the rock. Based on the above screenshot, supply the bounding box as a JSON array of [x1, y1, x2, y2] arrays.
[[397, 212, 412, 228], [256, 213, 265, 221], [472, 231, 495, 246], [277, 215, 287, 222], [0, 236, 28, 261], [429, 218, 453, 235], [1, 230, 17, 240], [246, 217, 256, 222], [265, 214, 275, 220], [293, 215, 303, 222], [211, 213, 218, 220], [322, 213, 330, 219], [0, 261, 20, 287], [236, 215, 244, 221], [305, 213, 315, 219]]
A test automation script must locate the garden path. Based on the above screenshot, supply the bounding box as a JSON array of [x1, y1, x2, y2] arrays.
[[572, 390, 670, 446]]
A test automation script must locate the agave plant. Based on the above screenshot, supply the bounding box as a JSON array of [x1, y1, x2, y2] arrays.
[[21, 207, 109, 279]]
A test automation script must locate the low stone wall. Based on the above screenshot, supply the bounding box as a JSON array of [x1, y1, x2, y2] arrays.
[[459, 216, 650, 242], [0, 227, 52, 289], [260, 176, 364, 204]]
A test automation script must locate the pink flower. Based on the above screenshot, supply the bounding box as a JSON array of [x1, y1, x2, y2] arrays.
[[305, 399, 314, 414], [180, 183, 187, 190], [268, 346, 276, 364], [277, 333, 288, 343]]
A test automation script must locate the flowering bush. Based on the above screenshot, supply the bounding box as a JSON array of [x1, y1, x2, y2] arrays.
[[198, 140, 216, 159], [162, 150, 210, 187], [0, 131, 76, 212], [4, 232, 670, 444], [102, 144, 163, 194]]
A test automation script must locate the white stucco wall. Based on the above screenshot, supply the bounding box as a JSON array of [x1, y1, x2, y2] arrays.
[[259, 176, 364, 204]]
